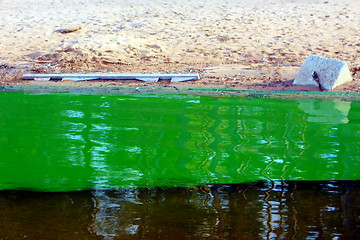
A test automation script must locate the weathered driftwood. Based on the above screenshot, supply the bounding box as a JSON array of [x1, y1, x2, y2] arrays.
[[22, 73, 200, 82]]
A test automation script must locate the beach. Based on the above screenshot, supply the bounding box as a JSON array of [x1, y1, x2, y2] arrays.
[[0, 0, 359, 91]]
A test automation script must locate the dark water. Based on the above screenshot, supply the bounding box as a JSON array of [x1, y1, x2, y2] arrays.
[[0, 181, 359, 239], [0, 91, 359, 239]]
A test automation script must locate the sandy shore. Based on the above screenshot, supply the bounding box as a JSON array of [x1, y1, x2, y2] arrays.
[[0, 0, 359, 91]]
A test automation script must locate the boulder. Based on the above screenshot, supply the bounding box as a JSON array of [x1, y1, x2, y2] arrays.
[[293, 55, 352, 90]]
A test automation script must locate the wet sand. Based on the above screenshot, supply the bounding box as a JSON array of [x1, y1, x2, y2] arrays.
[[0, 0, 359, 92]]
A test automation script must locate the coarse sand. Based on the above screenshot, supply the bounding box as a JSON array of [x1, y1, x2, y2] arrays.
[[0, 0, 359, 92]]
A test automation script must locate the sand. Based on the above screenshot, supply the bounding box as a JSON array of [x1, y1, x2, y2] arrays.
[[0, 0, 359, 91]]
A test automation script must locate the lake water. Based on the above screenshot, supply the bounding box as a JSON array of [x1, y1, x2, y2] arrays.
[[0, 91, 359, 239]]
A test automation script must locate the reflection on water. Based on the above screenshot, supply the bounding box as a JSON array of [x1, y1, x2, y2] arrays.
[[0, 181, 359, 239], [298, 99, 351, 123], [0, 93, 359, 191], [0, 92, 360, 238]]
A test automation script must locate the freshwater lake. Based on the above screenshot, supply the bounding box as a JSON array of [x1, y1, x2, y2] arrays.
[[0, 91, 359, 239]]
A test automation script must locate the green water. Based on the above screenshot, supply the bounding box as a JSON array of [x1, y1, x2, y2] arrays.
[[0, 91, 359, 191]]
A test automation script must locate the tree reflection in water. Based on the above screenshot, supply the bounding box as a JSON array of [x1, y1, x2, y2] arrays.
[[1, 181, 359, 239]]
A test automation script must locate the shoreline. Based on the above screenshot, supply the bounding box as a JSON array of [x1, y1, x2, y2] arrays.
[[2, 84, 360, 102]]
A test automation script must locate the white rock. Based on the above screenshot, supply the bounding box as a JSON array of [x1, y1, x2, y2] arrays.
[[293, 55, 352, 90]]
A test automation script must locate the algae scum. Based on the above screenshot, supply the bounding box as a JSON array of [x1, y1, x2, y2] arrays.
[[0, 91, 359, 191], [0, 91, 360, 239]]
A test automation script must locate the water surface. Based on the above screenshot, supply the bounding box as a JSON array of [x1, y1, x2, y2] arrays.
[[0, 181, 359, 239], [0, 92, 359, 191], [0, 91, 360, 239]]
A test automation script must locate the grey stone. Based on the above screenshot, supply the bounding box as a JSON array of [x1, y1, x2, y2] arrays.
[[293, 55, 352, 90], [56, 25, 82, 34]]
